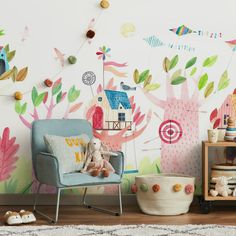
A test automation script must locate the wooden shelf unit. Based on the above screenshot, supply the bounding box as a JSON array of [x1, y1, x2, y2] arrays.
[[202, 141, 236, 202]]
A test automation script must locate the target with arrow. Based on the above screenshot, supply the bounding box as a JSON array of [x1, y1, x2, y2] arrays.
[[159, 119, 182, 144]]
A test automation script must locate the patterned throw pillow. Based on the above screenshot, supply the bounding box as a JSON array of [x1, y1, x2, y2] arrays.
[[43, 134, 90, 174]]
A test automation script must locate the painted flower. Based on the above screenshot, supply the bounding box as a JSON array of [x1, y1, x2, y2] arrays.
[[131, 184, 138, 193], [185, 184, 194, 194], [173, 184, 182, 192], [152, 184, 160, 192], [96, 46, 111, 61]]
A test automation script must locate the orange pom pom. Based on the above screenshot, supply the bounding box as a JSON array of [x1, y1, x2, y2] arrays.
[[173, 184, 182, 192], [152, 184, 160, 192]]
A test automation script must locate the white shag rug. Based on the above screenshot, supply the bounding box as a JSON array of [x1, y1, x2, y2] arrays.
[[0, 224, 236, 236]]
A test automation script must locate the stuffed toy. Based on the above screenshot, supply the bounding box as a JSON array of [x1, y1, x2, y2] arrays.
[[19, 210, 36, 224], [4, 210, 36, 225], [81, 137, 117, 177], [210, 176, 232, 197]]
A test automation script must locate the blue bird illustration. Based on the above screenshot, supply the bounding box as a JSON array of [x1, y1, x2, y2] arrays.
[[120, 82, 136, 91]]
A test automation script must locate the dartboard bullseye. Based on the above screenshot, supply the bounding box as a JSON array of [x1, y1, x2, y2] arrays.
[[159, 119, 182, 144]]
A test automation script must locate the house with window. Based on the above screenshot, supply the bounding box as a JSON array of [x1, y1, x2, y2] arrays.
[[92, 90, 132, 130]]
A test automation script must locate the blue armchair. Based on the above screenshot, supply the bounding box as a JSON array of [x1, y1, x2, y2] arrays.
[[31, 119, 124, 223]]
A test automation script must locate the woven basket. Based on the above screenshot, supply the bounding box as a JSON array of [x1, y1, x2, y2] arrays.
[[135, 173, 195, 216]]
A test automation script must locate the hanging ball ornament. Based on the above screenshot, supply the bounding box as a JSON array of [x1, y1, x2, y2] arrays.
[[68, 56, 77, 64], [14, 91, 23, 100], [100, 0, 110, 9], [44, 79, 53, 87], [152, 184, 160, 192], [86, 30, 95, 39], [173, 184, 182, 192]]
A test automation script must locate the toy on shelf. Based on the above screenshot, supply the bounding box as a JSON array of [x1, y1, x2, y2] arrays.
[[224, 117, 236, 141], [209, 176, 232, 197]]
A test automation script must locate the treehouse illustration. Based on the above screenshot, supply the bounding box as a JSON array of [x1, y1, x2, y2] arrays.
[[92, 90, 132, 130], [0, 46, 9, 76]]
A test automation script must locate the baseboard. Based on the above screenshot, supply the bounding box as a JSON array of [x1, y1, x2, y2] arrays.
[[0, 194, 137, 206]]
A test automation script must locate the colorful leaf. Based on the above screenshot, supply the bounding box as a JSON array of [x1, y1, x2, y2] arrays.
[[21, 103, 27, 114], [133, 112, 141, 123], [11, 66, 18, 82], [203, 55, 218, 67], [139, 70, 149, 83], [210, 108, 218, 122], [15, 101, 21, 114], [190, 67, 197, 76], [133, 69, 139, 84], [68, 85, 80, 103], [52, 78, 62, 96], [171, 76, 186, 85], [144, 75, 152, 87], [4, 179, 18, 193], [185, 57, 197, 69], [56, 91, 62, 104], [0, 69, 14, 81], [204, 81, 214, 98], [15, 67, 28, 81], [213, 118, 220, 129], [69, 102, 83, 113], [43, 92, 48, 104], [135, 114, 145, 126], [163, 57, 170, 72], [169, 55, 179, 71], [0, 128, 19, 181], [34, 92, 46, 107], [218, 70, 230, 91], [7, 50, 16, 62], [106, 78, 114, 89], [171, 69, 182, 81], [97, 84, 103, 94], [144, 83, 160, 91], [198, 73, 208, 90], [4, 44, 9, 53], [31, 86, 38, 105]]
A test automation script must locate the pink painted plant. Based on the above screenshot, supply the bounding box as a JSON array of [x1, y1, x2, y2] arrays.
[[0, 128, 19, 181]]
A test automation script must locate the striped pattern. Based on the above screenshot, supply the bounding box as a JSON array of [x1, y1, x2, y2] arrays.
[[169, 25, 193, 36], [143, 36, 165, 48]]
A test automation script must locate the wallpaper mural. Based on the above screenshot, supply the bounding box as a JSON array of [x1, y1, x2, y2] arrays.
[[0, 0, 235, 194]]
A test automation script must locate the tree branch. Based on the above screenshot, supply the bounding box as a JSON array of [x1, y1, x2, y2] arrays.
[[181, 71, 189, 100], [19, 115, 32, 129], [166, 73, 175, 99]]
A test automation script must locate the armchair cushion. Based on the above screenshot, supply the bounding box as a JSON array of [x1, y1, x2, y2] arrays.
[[61, 172, 121, 186], [43, 134, 90, 174]]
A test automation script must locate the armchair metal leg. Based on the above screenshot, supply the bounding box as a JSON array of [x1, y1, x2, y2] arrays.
[[82, 184, 123, 216], [33, 184, 61, 223]]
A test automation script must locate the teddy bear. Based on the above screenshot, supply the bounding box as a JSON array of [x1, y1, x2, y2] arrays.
[[210, 176, 232, 197], [81, 137, 118, 177]]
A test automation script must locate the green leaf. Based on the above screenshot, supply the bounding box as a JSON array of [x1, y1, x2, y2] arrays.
[[204, 82, 214, 98], [31, 87, 38, 106], [56, 91, 62, 104], [52, 82, 62, 96], [15, 101, 21, 114], [169, 55, 179, 71], [203, 55, 218, 67], [7, 50, 16, 62], [4, 44, 9, 53], [21, 102, 27, 114], [144, 75, 152, 87], [163, 57, 170, 72], [218, 70, 230, 91], [198, 73, 208, 90], [34, 92, 46, 107], [144, 83, 160, 91], [190, 67, 197, 76], [68, 85, 80, 103], [133, 69, 139, 84], [171, 69, 182, 80], [138, 70, 149, 83], [11, 66, 18, 82], [185, 57, 197, 69], [171, 76, 186, 85]]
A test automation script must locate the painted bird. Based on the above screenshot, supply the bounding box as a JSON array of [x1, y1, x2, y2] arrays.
[[120, 82, 136, 91]]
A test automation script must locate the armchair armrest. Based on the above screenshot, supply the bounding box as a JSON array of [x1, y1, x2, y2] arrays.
[[109, 151, 124, 177], [35, 152, 62, 187]]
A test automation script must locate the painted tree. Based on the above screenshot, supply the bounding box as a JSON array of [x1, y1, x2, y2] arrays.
[[136, 54, 230, 184], [15, 78, 82, 129], [15, 78, 83, 193]]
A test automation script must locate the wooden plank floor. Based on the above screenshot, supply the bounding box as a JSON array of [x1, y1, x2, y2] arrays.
[[1, 204, 236, 226]]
